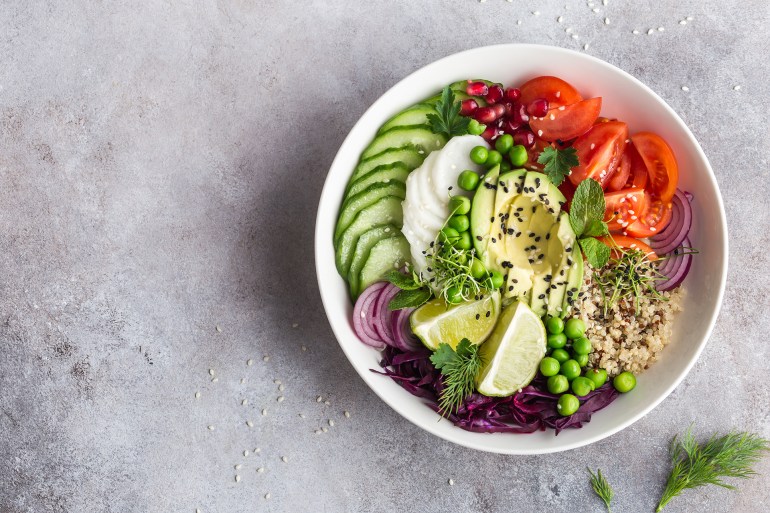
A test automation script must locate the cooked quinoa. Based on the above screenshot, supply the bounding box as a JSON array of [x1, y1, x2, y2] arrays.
[[575, 266, 685, 377]]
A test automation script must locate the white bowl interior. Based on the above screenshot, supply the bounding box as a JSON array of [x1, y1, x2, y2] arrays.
[[315, 44, 727, 454]]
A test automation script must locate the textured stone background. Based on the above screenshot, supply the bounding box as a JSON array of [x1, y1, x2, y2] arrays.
[[1, 1, 769, 512]]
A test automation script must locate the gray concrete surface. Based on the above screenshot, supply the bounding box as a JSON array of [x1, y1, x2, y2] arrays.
[[1, 1, 768, 512]]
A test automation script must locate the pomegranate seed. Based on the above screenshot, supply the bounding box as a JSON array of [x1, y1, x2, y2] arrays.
[[475, 106, 499, 124], [460, 99, 479, 116], [511, 103, 530, 126], [513, 129, 535, 148], [502, 102, 515, 116], [484, 85, 504, 104], [527, 98, 549, 118], [466, 81, 489, 96], [502, 118, 523, 134], [481, 126, 498, 141], [504, 87, 521, 102], [491, 104, 506, 119]]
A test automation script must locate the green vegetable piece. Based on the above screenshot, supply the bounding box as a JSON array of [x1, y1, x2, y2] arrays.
[[445, 285, 463, 304], [547, 374, 569, 394], [613, 371, 636, 393], [458, 170, 480, 191], [580, 236, 611, 269], [546, 316, 565, 335], [560, 359, 581, 380], [470, 258, 487, 280], [569, 178, 606, 238], [572, 336, 592, 355], [440, 226, 460, 245], [470, 146, 489, 165], [588, 468, 614, 513], [573, 353, 589, 367], [509, 144, 528, 167], [388, 287, 432, 310], [571, 376, 594, 397], [429, 339, 483, 415], [537, 146, 579, 186], [488, 270, 504, 289], [547, 332, 567, 349], [456, 231, 472, 251], [557, 393, 580, 416], [384, 270, 421, 291], [495, 134, 514, 154], [427, 86, 471, 138], [585, 369, 608, 388], [564, 318, 586, 339], [449, 196, 471, 215], [551, 348, 570, 364], [499, 160, 511, 173], [448, 214, 470, 232], [467, 119, 486, 135], [485, 150, 503, 167], [539, 357, 561, 377]]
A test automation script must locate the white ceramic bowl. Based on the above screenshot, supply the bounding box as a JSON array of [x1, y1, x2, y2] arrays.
[[315, 44, 727, 454]]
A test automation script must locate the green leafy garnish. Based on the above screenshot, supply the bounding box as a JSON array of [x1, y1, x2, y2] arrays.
[[568, 179, 610, 268], [594, 247, 668, 315], [656, 428, 770, 512], [537, 146, 579, 186], [587, 468, 614, 513], [429, 338, 483, 416], [384, 270, 422, 291], [427, 86, 471, 138], [388, 287, 432, 310]]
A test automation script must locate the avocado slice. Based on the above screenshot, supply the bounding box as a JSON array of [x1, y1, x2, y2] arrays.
[[470, 165, 499, 256], [545, 212, 578, 317], [561, 245, 584, 318]]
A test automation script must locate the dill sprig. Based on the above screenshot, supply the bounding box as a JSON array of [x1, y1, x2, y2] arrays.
[[587, 468, 614, 513], [593, 248, 669, 316], [429, 339, 484, 416], [656, 427, 770, 512]]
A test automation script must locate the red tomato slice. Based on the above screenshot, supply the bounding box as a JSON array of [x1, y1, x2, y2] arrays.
[[603, 189, 648, 232], [631, 132, 679, 202], [569, 121, 628, 188], [558, 178, 576, 210], [606, 151, 631, 192], [529, 97, 602, 142], [598, 235, 659, 260], [519, 76, 583, 108], [625, 197, 673, 238], [624, 142, 648, 189], [525, 137, 551, 171]]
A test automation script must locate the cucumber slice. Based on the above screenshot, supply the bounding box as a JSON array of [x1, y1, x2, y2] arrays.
[[348, 147, 425, 186], [361, 126, 447, 161], [346, 162, 410, 197], [347, 224, 399, 297], [335, 196, 405, 276], [378, 103, 435, 135], [334, 181, 405, 243], [358, 235, 411, 295]]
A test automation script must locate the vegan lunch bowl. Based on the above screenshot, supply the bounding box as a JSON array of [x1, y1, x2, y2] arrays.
[[315, 45, 727, 454]]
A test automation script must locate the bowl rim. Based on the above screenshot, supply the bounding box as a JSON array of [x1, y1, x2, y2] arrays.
[[314, 43, 728, 454]]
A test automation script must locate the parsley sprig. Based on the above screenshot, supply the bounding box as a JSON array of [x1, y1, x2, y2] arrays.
[[537, 146, 579, 186], [427, 86, 471, 138], [430, 338, 483, 416], [569, 178, 611, 268]]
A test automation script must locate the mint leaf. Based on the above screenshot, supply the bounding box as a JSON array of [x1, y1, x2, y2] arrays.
[[430, 343, 458, 370], [579, 237, 611, 269], [427, 86, 471, 138], [384, 270, 421, 290], [388, 287, 431, 310], [537, 146, 579, 186], [570, 178, 606, 237], [583, 219, 610, 238]]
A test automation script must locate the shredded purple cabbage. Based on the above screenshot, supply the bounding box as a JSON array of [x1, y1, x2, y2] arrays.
[[372, 346, 620, 435]]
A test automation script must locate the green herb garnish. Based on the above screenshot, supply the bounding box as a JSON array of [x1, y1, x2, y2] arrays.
[[657, 428, 770, 512], [587, 468, 614, 513], [427, 86, 471, 138], [569, 178, 610, 268], [385, 270, 432, 310], [594, 247, 672, 316], [537, 146, 579, 186], [430, 338, 483, 415]]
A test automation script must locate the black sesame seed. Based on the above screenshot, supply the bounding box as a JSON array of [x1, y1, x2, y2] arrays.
[[512, 279, 518, 284], [485, 311, 491, 318], [546, 233, 551, 240], [538, 294, 545, 299], [491, 238, 497, 243], [476, 235, 483, 241], [566, 247, 572, 252], [490, 217, 495, 222], [508, 286, 513, 292], [535, 236, 541, 242], [475, 313, 480, 320], [516, 232, 522, 237]]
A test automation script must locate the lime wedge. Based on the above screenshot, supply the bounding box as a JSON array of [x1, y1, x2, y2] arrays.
[[410, 291, 501, 350], [476, 301, 547, 397]]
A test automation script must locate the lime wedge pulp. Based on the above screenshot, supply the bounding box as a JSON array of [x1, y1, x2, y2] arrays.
[[410, 290, 501, 350]]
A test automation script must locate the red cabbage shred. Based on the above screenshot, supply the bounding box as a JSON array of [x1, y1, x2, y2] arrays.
[[372, 346, 619, 435]]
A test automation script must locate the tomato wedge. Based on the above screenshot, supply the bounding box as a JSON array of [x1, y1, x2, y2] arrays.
[[603, 189, 648, 232], [519, 76, 583, 108], [530, 97, 602, 142], [525, 137, 551, 171], [631, 132, 679, 202], [598, 235, 659, 260], [606, 151, 631, 192], [624, 142, 648, 189], [625, 196, 673, 238], [569, 121, 628, 188], [558, 178, 576, 210]]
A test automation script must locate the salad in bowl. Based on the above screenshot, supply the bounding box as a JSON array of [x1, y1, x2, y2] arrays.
[[316, 45, 726, 453]]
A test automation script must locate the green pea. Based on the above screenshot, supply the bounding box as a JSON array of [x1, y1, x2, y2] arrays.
[[448, 214, 470, 232], [485, 150, 503, 167], [488, 270, 504, 289], [539, 357, 560, 377], [458, 170, 480, 191], [551, 348, 570, 364], [455, 231, 472, 250], [564, 318, 586, 339], [446, 285, 463, 304], [571, 377, 594, 397], [546, 316, 565, 335], [509, 144, 528, 167], [470, 146, 489, 165], [470, 258, 487, 280], [547, 332, 567, 349], [495, 134, 514, 154], [440, 227, 460, 245], [613, 371, 637, 393], [573, 353, 589, 368], [557, 393, 580, 416], [560, 359, 581, 380], [585, 369, 608, 389], [499, 160, 511, 173], [547, 375, 569, 394], [572, 336, 592, 355], [448, 196, 471, 215], [467, 119, 486, 136]]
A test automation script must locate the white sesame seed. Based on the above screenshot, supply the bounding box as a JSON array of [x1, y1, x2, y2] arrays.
[[733, 85, 741, 91], [240, 378, 245, 384], [658, 26, 665, 31], [584, 43, 590, 50], [209, 369, 215, 376], [679, 20, 686, 25], [291, 323, 298, 328], [301, 345, 307, 351], [538, 130, 543, 137], [604, 17, 610, 25], [557, 16, 563, 23], [329, 419, 335, 427], [315, 429, 322, 434], [195, 391, 201, 399], [633, 29, 640, 34], [257, 467, 265, 473], [566, 27, 572, 33], [244, 450, 249, 457], [235, 464, 242, 470], [571, 34, 579, 40], [592, 7, 599, 13], [590, 143, 595, 150], [681, 86, 689, 92], [322, 427, 329, 433], [277, 396, 284, 403], [647, 28, 654, 35], [650, 226, 657, 232], [448, 479, 454, 486], [247, 359, 253, 366], [274, 379, 281, 385], [246, 420, 254, 427], [262, 356, 269, 362], [264, 493, 270, 499], [602, 0, 607, 4], [281, 456, 288, 463], [316, 396, 323, 403], [262, 409, 267, 416], [558, 105, 565, 111], [532, 11, 540, 16], [196, 509, 201, 513], [211, 377, 218, 383], [686, 16, 693, 21], [278, 384, 285, 391], [242, 399, 248, 406], [517, 19, 522, 25], [556, 91, 561, 99], [324, 400, 331, 406], [298, 413, 305, 418], [344, 411, 351, 418]]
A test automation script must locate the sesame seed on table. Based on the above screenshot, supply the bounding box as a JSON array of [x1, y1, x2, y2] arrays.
[[0, 1, 767, 512]]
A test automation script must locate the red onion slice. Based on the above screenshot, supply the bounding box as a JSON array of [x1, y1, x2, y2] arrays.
[[655, 237, 693, 291], [391, 308, 422, 351], [373, 283, 400, 344], [650, 190, 692, 255], [352, 282, 387, 349]]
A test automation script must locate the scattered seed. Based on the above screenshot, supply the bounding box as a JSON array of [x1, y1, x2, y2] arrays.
[[195, 391, 201, 399], [584, 43, 590, 50], [235, 474, 240, 482], [254, 447, 261, 453], [242, 399, 248, 406], [244, 450, 249, 457], [329, 419, 335, 427], [277, 396, 284, 403], [235, 464, 242, 470], [604, 17, 610, 24], [262, 409, 267, 416], [240, 378, 245, 384], [681, 86, 689, 91], [686, 16, 693, 21], [517, 19, 522, 25], [281, 456, 288, 463], [247, 359, 253, 366], [592, 7, 599, 13], [344, 411, 351, 418], [324, 400, 331, 406], [602, 0, 607, 4], [658, 26, 665, 31], [278, 384, 284, 391], [262, 356, 269, 362], [274, 379, 281, 385], [257, 467, 265, 473], [298, 413, 305, 419], [301, 345, 307, 352], [679, 20, 686, 25], [209, 369, 215, 376], [532, 11, 540, 16], [291, 323, 298, 328], [647, 28, 654, 35], [557, 15, 563, 23], [211, 377, 218, 383], [315, 429, 322, 434], [264, 493, 271, 500], [733, 85, 741, 91], [215, 325, 221, 332], [448, 478, 454, 486], [632, 29, 640, 34], [316, 396, 323, 403], [207, 425, 215, 431], [571, 34, 579, 40], [322, 427, 329, 433], [246, 420, 254, 427]]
